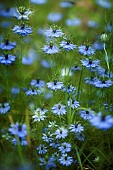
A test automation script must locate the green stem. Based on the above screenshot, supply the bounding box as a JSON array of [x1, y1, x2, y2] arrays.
[[103, 43, 110, 74]]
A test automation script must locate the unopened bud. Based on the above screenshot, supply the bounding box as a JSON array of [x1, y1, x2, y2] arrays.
[[100, 33, 108, 42]]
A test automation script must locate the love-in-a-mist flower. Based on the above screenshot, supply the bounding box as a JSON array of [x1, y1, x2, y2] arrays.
[[25, 88, 41, 95], [58, 142, 71, 153], [84, 76, 98, 85], [0, 54, 16, 65], [32, 108, 48, 122], [96, 0, 112, 9], [89, 112, 113, 130], [47, 13, 63, 22], [94, 79, 113, 88], [51, 103, 66, 116], [60, 40, 76, 51], [66, 18, 81, 26], [0, 39, 16, 50], [78, 45, 95, 56], [69, 123, 84, 133], [12, 24, 32, 36], [42, 43, 60, 54], [47, 80, 64, 90], [8, 122, 27, 138], [0, 102, 10, 114], [15, 6, 32, 20], [44, 27, 64, 37], [62, 85, 76, 94], [30, 79, 45, 88], [37, 144, 47, 154], [79, 109, 95, 120], [81, 58, 100, 68], [12, 137, 28, 146], [60, 1, 74, 8], [54, 127, 68, 139], [30, 0, 47, 4], [68, 98, 80, 109], [59, 153, 73, 166]]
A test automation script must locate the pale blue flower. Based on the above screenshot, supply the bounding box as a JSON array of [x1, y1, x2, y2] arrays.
[[54, 127, 68, 139], [58, 142, 71, 153], [59, 153, 73, 166], [51, 103, 66, 116]]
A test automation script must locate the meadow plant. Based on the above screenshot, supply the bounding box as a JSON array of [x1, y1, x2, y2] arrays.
[[0, 0, 113, 170]]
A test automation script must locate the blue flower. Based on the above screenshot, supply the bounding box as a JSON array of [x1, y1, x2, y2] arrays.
[[96, 0, 112, 9], [76, 133, 85, 141], [69, 123, 84, 133], [51, 103, 66, 116], [81, 58, 100, 68], [44, 27, 64, 37], [0, 7, 16, 18], [66, 18, 81, 26], [87, 20, 99, 28], [15, 7, 32, 20], [0, 39, 16, 50], [46, 157, 56, 170], [42, 44, 60, 54], [32, 108, 48, 122], [47, 81, 64, 90], [0, 102, 10, 114], [94, 79, 113, 88], [79, 109, 95, 120], [93, 41, 104, 50], [8, 122, 27, 138], [12, 137, 28, 146], [89, 112, 113, 130], [0, 54, 16, 65], [30, 79, 45, 88], [68, 98, 80, 109], [71, 65, 82, 72], [58, 142, 71, 153], [84, 76, 98, 85], [11, 87, 20, 94], [62, 84, 76, 94], [37, 144, 47, 154], [12, 24, 32, 36], [78, 45, 95, 56], [47, 12, 63, 22], [59, 153, 73, 166], [25, 88, 41, 95], [30, 0, 47, 4], [60, 1, 74, 8], [42, 132, 53, 143], [60, 40, 76, 51], [54, 127, 68, 139]]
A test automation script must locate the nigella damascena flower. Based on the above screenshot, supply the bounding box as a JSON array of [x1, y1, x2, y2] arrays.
[[79, 109, 95, 120], [44, 27, 64, 38], [62, 85, 76, 94], [81, 58, 100, 68], [15, 7, 32, 20], [69, 123, 84, 133], [0, 102, 10, 114], [66, 18, 81, 26], [0, 39, 16, 50], [32, 108, 48, 122], [60, 40, 76, 51], [58, 142, 71, 153], [78, 45, 95, 56], [47, 80, 64, 90], [71, 65, 82, 72], [42, 44, 60, 54], [51, 103, 66, 116], [47, 12, 63, 22], [12, 137, 28, 146], [68, 98, 80, 109], [96, 0, 112, 9], [89, 112, 113, 130], [84, 77, 98, 85], [0, 7, 16, 18], [12, 24, 32, 36], [25, 88, 41, 95], [8, 122, 27, 138], [0, 54, 16, 65], [60, 1, 74, 8], [30, 79, 45, 88], [59, 153, 73, 166], [37, 144, 47, 154], [30, 0, 47, 4], [54, 127, 68, 139], [94, 79, 113, 88]]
